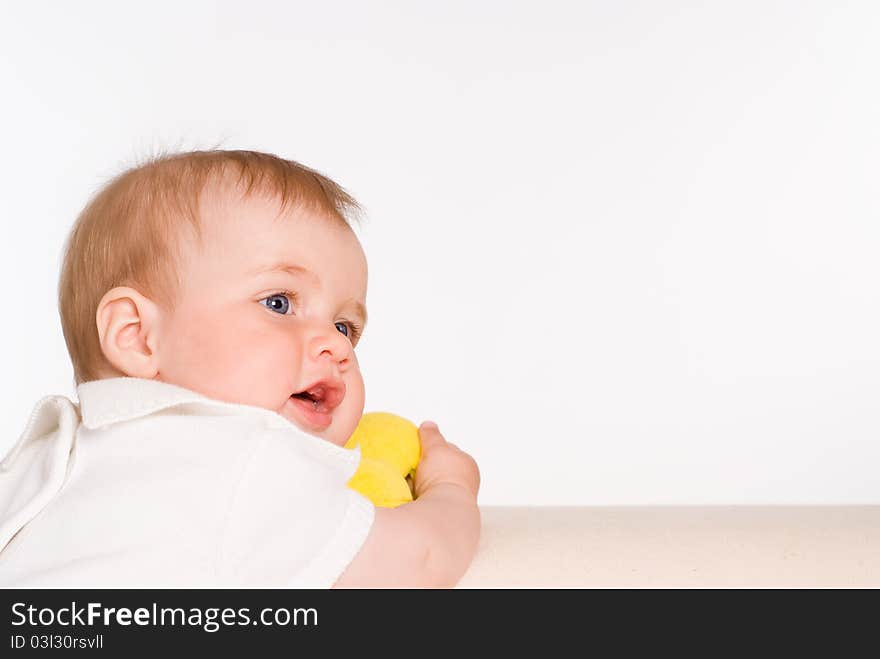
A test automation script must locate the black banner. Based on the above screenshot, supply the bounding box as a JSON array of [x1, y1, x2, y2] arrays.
[[0, 588, 870, 652]]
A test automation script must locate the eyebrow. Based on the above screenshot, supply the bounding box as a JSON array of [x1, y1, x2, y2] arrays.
[[251, 262, 318, 284], [251, 262, 368, 325]]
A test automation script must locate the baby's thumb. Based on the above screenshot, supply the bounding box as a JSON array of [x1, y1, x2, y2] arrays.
[[418, 421, 446, 453]]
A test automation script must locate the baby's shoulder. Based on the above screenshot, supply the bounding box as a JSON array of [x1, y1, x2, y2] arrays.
[[2, 394, 79, 474]]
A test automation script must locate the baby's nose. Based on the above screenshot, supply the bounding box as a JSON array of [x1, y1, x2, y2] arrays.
[[308, 324, 353, 363]]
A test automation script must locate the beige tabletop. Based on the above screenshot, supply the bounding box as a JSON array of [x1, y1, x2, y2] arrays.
[[457, 506, 880, 588]]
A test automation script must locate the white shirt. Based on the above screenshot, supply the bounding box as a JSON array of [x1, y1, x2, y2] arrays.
[[0, 377, 375, 587]]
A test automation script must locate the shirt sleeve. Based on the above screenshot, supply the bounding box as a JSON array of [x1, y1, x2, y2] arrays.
[[217, 426, 375, 587]]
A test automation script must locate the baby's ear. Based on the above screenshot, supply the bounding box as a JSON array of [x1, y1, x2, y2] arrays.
[[95, 286, 162, 379]]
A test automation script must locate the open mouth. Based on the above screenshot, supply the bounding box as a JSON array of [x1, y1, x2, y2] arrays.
[[286, 379, 345, 431], [290, 389, 330, 413], [290, 381, 344, 413]]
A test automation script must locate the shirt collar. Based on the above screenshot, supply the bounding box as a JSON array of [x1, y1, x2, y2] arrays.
[[76, 377, 281, 429]]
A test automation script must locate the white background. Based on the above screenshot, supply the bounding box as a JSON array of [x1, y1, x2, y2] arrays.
[[1, 1, 878, 505]]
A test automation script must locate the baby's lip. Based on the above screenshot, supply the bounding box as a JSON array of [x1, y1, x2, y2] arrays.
[[292, 378, 346, 412]]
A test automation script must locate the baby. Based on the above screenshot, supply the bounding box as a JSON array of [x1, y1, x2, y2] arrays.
[[0, 149, 480, 587]]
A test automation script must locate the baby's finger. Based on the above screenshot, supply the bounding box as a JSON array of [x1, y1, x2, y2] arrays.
[[417, 421, 447, 452]]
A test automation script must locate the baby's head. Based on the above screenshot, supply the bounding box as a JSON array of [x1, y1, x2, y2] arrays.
[[58, 149, 368, 446]]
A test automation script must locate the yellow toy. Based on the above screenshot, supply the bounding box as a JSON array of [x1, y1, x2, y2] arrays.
[[345, 412, 421, 508]]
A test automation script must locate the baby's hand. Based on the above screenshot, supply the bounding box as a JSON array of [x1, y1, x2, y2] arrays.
[[334, 420, 481, 587], [414, 421, 480, 499]]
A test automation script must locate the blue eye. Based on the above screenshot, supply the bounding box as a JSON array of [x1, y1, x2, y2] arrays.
[[261, 294, 291, 314], [335, 322, 349, 337]]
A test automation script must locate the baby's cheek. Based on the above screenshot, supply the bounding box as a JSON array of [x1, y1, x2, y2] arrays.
[[339, 376, 366, 443], [160, 319, 224, 386], [220, 338, 295, 408], [161, 313, 276, 405]]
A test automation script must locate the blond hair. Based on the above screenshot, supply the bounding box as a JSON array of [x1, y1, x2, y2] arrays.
[[58, 149, 361, 384]]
